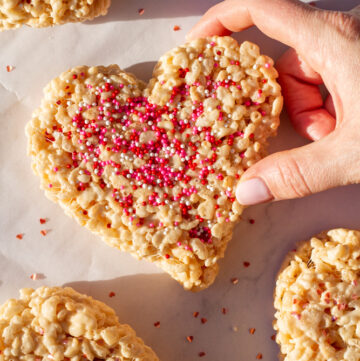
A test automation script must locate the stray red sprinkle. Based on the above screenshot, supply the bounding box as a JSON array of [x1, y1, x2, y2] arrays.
[[154, 321, 160, 328], [221, 307, 227, 315], [271, 334, 276, 341], [138, 8, 145, 15], [249, 219, 255, 224], [256, 353, 263, 359], [16, 234, 23, 240], [231, 277, 238, 285], [243, 261, 250, 268], [108, 292, 116, 298], [39, 218, 47, 224], [193, 311, 199, 318], [173, 25, 181, 31], [186, 336, 194, 343], [201, 318, 207, 324], [30, 273, 38, 280], [40, 230, 47, 236], [249, 328, 256, 335], [198, 352, 206, 357], [6, 65, 14, 72]]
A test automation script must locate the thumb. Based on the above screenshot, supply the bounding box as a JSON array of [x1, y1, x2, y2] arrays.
[[236, 132, 354, 205]]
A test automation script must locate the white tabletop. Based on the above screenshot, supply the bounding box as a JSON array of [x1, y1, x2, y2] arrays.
[[0, 0, 359, 360]]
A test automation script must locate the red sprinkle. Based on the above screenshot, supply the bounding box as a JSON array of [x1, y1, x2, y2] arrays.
[[249, 219, 255, 224], [39, 218, 47, 224], [186, 336, 194, 343], [198, 352, 206, 357], [6, 65, 14, 72], [221, 307, 227, 315], [193, 311, 199, 318], [201, 318, 207, 324], [256, 353, 263, 359], [108, 292, 116, 298], [138, 8, 145, 15], [243, 261, 250, 268], [154, 321, 160, 328], [173, 25, 181, 31], [40, 230, 47, 236], [249, 328, 256, 335], [30, 273, 38, 280], [271, 334, 276, 341], [16, 234, 23, 240], [231, 278, 238, 285]]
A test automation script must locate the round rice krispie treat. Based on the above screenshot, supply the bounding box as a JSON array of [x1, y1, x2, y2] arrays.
[[274, 229, 360, 361], [26, 36, 283, 291], [0, 0, 110, 30], [0, 286, 159, 361]]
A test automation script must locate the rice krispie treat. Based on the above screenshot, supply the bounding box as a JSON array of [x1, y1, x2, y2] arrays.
[[0, 286, 159, 361], [274, 229, 360, 361], [27, 36, 283, 290], [0, 0, 110, 30]]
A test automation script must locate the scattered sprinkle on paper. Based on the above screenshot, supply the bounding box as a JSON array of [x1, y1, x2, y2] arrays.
[[256, 353, 263, 359], [193, 311, 199, 318], [243, 261, 250, 268], [108, 291, 116, 298], [154, 321, 160, 328], [198, 352, 206, 357], [221, 307, 227, 315], [249, 328, 256, 335], [16, 234, 23, 240], [30, 273, 45, 280], [138, 8, 145, 15], [39, 218, 47, 224], [6, 65, 14, 72], [249, 218, 255, 224], [201, 318, 207, 324], [40, 230, 47, 236], [186, 336, 194, 343], [231, 277, 238, 285], [173, 25, 181, 31], [232, 325, 238, 332]]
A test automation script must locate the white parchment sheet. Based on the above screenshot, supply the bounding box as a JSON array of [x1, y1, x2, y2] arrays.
[[0, 0, 359, 360]]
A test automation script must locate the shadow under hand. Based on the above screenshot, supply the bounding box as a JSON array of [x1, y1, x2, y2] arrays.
[[124, 61, 157, 83], [87, 0, 220, 25]]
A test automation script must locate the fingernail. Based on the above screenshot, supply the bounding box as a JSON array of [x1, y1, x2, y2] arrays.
[[236, 178, 273, 205]]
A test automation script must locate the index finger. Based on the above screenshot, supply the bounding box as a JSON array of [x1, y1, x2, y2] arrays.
[[187, 0, 321, 57]]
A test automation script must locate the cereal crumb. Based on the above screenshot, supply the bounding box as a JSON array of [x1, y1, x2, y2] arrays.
[[6, 65, 14, 72], [243, 261, 250, 268], [201, 318, 207, 324], [16, 234, 23, 240], [249, 328, 256, 335], [256, 353, 263, 359], [108, 291, 116, 298], [231, 277, 238, 285], [193, 311, 199, 318], [186, 336, 194, 343], [154, 321, 160, 328], [232, 326, 238, 332], [198, 352, 206, 357], [138, 8, 145, 15], [173, 25, 181, 31], [39, 218, 47, 224]]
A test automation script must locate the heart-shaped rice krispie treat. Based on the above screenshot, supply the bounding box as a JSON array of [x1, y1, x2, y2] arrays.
[[27, 36, 283, 290], [0, 286, 159, 361], [0, 0, 110, 30], [274, 229, 360, 361]]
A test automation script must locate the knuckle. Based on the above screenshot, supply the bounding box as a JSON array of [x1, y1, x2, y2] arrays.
[[270, 154, 313, 199], [321, 10, 360, 40]]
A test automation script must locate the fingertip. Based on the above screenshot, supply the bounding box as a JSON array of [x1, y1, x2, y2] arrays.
[[236, 177, 273, 205]]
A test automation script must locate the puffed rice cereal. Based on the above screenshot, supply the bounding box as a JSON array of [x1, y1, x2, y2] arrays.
[[26, 36, 283, 291], [274, 229, 360, 361], [0, 0, 111, 30], [0, 286, 159, 361]]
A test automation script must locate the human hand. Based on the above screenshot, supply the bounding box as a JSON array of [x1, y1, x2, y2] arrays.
[[188, 0, 360, 205]]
